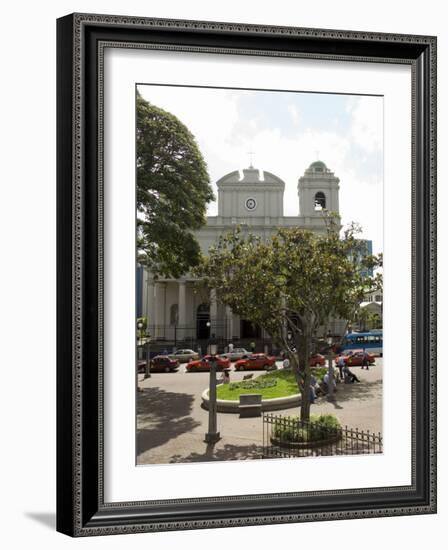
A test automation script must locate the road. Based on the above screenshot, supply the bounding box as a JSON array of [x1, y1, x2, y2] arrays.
[[137, 359, 383, 465]]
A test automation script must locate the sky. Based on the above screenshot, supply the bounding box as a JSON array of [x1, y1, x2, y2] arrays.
[[137, 84, 383, 254]]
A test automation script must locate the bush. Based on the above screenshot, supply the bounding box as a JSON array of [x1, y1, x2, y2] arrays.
[[273, 414, 340, 443], [227, 378, 277, 391]]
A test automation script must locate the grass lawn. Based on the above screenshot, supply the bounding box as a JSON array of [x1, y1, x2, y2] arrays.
[[216, 368, 327, 401]]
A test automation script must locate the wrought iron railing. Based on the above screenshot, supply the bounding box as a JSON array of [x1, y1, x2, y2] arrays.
[[263, 413, 382, 458]]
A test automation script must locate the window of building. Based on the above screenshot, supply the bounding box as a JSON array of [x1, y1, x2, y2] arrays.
[[314, 192, 326, 210]]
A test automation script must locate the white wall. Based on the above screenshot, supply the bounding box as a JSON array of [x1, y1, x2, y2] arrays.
[[0, 0, 445, 548]]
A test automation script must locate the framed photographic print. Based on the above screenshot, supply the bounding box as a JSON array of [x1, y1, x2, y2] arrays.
[[56, 13, 437, 536]]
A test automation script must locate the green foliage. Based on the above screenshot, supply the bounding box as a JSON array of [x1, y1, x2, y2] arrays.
[[229, 378, 277, 390], [217, 371, 299, 401], [136, 92, 214, 278], [273, 414, 341, 443], [195, 217, 382, 420], [216, 369, 328, 400]]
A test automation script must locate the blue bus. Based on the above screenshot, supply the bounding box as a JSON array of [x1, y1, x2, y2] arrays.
[[340, 330, 383, 356]]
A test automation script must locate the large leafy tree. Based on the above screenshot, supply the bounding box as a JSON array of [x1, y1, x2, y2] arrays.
[[196, 219, 382, 420], [137, 92, 214, 278]]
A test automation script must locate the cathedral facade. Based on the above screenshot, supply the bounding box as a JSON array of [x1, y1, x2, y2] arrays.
[[140, 160, 342, 346]]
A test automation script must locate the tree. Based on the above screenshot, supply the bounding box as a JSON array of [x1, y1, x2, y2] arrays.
[[137, 92, 214, 278], [357, 307, 371, 332], [195, 219, 382, 420]]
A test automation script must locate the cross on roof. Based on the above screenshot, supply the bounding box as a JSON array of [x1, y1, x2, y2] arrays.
[[247, 151, 255, 168]]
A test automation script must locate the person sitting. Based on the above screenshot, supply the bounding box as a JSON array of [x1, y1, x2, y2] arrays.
[[220, 369, 231, 384], [342, 365, 360, 383], [321, 371, 337, 393], [310, 373, 322, 396]]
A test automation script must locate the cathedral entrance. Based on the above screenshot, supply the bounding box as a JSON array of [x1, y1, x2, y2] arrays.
[[240, 319, 261, 339], [196, 304, 210, 340]]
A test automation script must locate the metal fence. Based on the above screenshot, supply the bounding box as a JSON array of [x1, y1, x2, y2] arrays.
[[263, 413, 383, 458]]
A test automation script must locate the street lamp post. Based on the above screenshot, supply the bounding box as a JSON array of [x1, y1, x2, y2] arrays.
[[145, 331, 151, 379], [205, 325, 220, 444], [137, 319, 151, 379]]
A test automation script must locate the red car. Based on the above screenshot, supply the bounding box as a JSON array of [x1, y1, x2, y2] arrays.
[[234, 353, 277, 371], [309, 353, 326, 367], [185, 355, 230, 372], [337, 350, 375, 367], [137, 356, 179, 373]]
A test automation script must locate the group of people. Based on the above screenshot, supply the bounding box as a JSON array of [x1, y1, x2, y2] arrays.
[[336, 354, 361, 384], [285, 353, 366, 404], [309, 370, 339, 403]]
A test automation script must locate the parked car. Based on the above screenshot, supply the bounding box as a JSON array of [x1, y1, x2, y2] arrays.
[[138, 356, 179, 373], [309, 353, 326, 367], [168, 349, 200, 363], [234, 353, 277, 371], [185, 355, 230, 372], [336, 350, 375, 367], [220, 348, 250, 361], [281, 353, 326, 369]]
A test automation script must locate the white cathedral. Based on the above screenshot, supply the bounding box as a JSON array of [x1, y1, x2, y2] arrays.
[[141, 160, 342, 346]]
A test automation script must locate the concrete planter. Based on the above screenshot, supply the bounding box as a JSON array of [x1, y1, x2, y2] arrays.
[[270, 431, 342, 449], [201, 388, 301, 413]]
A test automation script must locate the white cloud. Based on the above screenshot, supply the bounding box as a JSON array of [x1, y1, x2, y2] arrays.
[[287, 103, 301, 126], [346, 96, 383, 154]]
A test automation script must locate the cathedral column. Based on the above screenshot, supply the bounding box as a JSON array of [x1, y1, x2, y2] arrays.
[[226, 305, 233, 341], [154, 282, 166, 338], [144, 271, 154, 329], [178, 281, 187, 329]]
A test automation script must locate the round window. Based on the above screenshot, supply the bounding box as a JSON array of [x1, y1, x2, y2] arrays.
[[245, 197, 257, 211]]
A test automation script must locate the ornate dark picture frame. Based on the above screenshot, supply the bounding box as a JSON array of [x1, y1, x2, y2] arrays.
[[56, 13, 437, 536]]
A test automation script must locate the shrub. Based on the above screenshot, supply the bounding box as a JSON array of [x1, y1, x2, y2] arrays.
[[227, 379, 277, 391], [273, 414, 340, 443]]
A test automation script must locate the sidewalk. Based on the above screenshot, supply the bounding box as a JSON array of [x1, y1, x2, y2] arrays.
[[299, 363, 383, 432], [137, 362, 382, 464]]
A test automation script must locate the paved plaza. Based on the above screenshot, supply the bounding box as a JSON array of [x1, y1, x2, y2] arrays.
[[137, 359, 383, 465]]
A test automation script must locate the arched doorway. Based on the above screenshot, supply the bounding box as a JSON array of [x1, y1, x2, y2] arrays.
[[196, 303, 210, 340]]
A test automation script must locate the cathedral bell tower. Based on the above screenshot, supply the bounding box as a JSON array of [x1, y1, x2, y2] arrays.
[[298, 160, 340, 218]]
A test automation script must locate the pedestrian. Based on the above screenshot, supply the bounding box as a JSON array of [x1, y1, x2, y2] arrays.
[[342, 365, 360, 383], [228, 342, 234, 354], [323, 371, 337, 392], [221, 369, 230, 384], [310, 384, 317, 403], [337, 354, 345, 379], [310, 373, 321, 396], [250, 341, 256, 353], [361, 349, 370, 370]]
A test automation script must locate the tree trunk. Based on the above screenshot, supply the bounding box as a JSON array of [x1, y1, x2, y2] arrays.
[[296, 328, 312, 421]]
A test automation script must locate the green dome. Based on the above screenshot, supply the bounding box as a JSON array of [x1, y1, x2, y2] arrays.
[[309, 160, 327, 170]]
